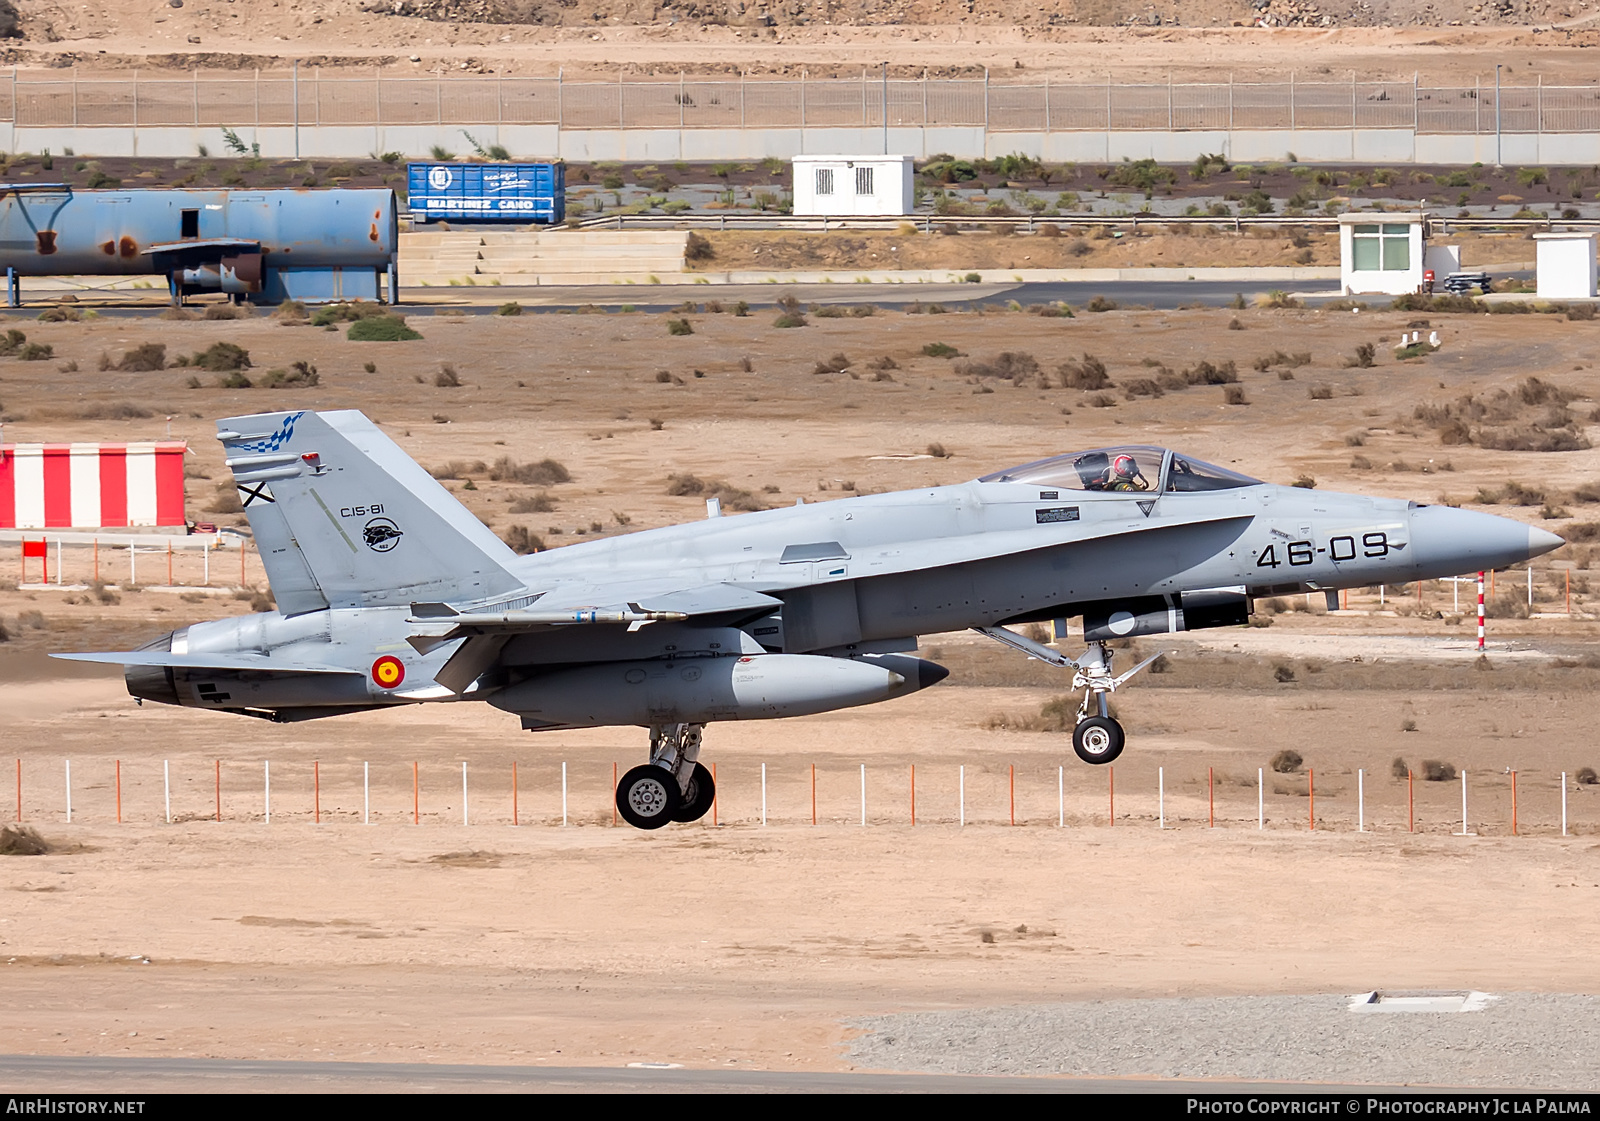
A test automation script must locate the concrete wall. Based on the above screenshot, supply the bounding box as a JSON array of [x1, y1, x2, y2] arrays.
[[7, 121, 1596, 165]]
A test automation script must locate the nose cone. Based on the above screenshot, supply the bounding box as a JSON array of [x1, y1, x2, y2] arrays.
[[1410, 505, 1566, 576], [918, 659, 951, 689]]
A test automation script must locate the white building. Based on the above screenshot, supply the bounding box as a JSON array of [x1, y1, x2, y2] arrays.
[[1534, 232, 1598, 299], [792, 155, 914, 217], [1339, 213, 1424, 296]]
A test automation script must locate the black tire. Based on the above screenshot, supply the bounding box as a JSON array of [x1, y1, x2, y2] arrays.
[[616, 764, 681, 830], [671, 762, 716, 823], [1073, 716, 1125, 765]]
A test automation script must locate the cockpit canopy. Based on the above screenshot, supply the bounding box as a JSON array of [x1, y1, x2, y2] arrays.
[[979, 445, 1261, 494]]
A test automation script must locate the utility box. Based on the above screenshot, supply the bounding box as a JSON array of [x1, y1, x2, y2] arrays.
[[406, 162, 565, 225], [1339, 213, 1424, 296], [792, 155, 914, 217], [1535, 232, 1598, 299]]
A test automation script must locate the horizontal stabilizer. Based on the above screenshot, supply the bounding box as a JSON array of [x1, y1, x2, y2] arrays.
[[52, 652, 364, 675]]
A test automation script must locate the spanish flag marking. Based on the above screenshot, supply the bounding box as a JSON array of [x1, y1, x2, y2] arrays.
[[372, 655, 406, 689]]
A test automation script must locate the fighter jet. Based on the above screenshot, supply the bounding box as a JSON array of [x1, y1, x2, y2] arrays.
[[60, 411, 1563, 829]]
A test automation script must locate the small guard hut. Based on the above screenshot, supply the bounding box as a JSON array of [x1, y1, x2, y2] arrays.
[[792, 155, 915, 217]]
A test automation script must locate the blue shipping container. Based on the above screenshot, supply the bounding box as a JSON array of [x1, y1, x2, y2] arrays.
[[406, 162, 565, 224]]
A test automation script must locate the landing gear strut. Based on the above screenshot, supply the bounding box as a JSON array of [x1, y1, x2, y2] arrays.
[[615, 722, 715, 830], [975, 628, 1164, 767]]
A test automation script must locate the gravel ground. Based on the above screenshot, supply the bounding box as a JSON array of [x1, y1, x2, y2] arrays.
[[849, 994, 1600, 1089]]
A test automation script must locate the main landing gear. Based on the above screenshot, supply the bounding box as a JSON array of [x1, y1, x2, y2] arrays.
[[615, 722, 716, 830], [974, 627, 1164, 766]]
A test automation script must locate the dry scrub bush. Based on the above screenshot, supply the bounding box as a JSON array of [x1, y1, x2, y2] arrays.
[[490, 457, 570, 486], [814, 353, 852, 375], [434, 363, 461, 388], [957, 352, 1039, 384], [509, 491, 556, 514], [430, 460, 487, 480], [1576, 767, 1598, 785], [1391, 756, 1409, 779], [1421, 759, 1457, 782], [1058, 353, 1110, 391], [1270, 748, 1303, 772], [1416, 377, 1589, 452], [500, 525, 545, 554], [665, 473, 765, 512]]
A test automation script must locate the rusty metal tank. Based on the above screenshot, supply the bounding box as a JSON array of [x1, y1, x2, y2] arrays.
[[0, 185, 398, 303]]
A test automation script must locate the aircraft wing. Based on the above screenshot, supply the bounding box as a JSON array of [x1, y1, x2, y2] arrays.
[[53, 652, 365, 675]]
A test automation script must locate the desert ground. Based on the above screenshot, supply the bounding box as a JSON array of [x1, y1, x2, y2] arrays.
[[1, 294, 1599, 1086]]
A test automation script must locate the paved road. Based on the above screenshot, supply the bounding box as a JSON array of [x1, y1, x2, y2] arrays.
[[0, 1054, 1479, 1094]]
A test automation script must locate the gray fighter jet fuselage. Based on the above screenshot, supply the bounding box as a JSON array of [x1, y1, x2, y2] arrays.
[[61, 412, 1562, 829]]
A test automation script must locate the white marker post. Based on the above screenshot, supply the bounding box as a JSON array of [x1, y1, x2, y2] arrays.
[[561, 762, 568, 826], [462, 762, 469, 827], [760, 763, 767, 827], [1562, 772, 1568, 837], [164, 760, 171, 824], [859, 764, 866, 827], [1258, 768, 1264, 830], [1358, 769, 1364, 833], [959, 765, 965, 827], [1458, 770, 1469, 836], [1159, 766, 1165, 830], [264, 760, 270, 825], [363, 762, 370, 825], [64, 760, 71, 824]]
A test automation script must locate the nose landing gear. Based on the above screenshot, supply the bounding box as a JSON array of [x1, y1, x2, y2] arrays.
[[975, 626, 1164, 767]]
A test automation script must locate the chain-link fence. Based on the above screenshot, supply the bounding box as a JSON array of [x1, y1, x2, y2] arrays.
[[5, 71, 1599, 134]]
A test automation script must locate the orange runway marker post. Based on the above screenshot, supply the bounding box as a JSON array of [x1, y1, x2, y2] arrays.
[[115, 759, 122, 824], [1209, 766, 1215, 828], [811, 764, 817, 826], [314, 761, 321, 824], [413, 762, 419, 825]]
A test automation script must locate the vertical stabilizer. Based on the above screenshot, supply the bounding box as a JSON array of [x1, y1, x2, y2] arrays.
[[218, 410, 523, 613]]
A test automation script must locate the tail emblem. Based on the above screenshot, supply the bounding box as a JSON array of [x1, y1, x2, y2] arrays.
[[363, 517, 404, 552]]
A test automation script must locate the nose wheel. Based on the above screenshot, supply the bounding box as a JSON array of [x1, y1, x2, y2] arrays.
[[975, 627, 1163, 768], [1072, 715, 1125, 764]]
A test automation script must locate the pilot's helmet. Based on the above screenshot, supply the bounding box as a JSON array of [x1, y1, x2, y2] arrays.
[[1112, 454, 1138, 480]]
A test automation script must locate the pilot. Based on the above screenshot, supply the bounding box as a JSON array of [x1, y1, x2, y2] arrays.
[[1106, 454, 1149, 492]]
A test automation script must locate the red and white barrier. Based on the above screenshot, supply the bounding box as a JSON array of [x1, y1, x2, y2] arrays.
[[0, 442, 186, 528]]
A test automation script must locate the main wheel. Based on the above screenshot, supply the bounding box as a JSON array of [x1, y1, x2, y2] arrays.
[[616, 764, 681, 830], [672, 762, 716, 823], [1073, 715, 1125, 765]]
